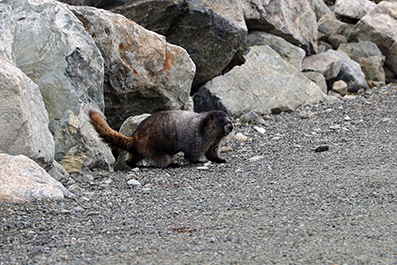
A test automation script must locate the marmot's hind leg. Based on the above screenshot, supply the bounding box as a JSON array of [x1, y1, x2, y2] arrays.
[[205, 139, 226, 163], [125, 152, 144, 168]]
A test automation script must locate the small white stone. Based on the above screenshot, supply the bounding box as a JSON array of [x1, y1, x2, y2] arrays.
[[332, 80, 348, 96], [234, 133, 248, 141], [127, 179, 141, 186], [131, 167, 140, 172], [343, 95, 357, 100], [248, 155, 264, 162], [104, 178, 113, 184], [253, 126, 266, 134]]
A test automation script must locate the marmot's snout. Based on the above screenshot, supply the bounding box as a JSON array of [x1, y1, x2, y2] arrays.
[[224, 122, 233, 136]]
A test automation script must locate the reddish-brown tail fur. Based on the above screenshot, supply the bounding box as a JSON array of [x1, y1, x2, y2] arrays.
[[88, 110, 134, 151]]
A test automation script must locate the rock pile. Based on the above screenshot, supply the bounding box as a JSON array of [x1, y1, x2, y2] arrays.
[[0, 0, 396, 201]]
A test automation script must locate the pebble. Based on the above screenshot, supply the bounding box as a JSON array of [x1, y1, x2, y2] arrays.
[[73, 206, 85, 213], [57, 209, 72, 214], [68, 183, 81, 193], [131, 167, 140, 172], [248, 155, 264, 162], [234, 133, 248, 141], [104, 178, 113, 184], [221, 146, 233, 153], [203, 162, 212, 167], [314, 145, 330, 152], [343, 95, 357, 100], [82, 174, 94, 183], [239, 111, 267, 125], [253, 126, 266, 134], [127, 179, 142, 186], [329, 124, 340, 130], [299, 110, 314, 119]]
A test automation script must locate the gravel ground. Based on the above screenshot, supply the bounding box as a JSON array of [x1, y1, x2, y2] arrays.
[[1, 85, 396, 265]]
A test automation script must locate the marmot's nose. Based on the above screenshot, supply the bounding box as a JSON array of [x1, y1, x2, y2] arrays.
[[224, 123, 233, 135]]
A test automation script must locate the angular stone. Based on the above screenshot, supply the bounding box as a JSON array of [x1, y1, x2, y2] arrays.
[[332, 80, 348, 96], [0, 154, 73, 203], [194, 46, 330, 117], [303, 51, 342, 80], [328, 33, 347, 49], [246, 32, 306, 70], [303, 72, 328, 94], [243, 0, 318, 54], [318, 14, 348, 35], [50, 108, 115, 173]]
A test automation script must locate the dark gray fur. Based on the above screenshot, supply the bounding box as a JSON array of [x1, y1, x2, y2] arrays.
[[89, 109, 233, 168], [127, 110, 234, 167]]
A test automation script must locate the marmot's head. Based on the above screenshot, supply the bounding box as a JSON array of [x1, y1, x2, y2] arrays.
[[200, 110, 233, 138]]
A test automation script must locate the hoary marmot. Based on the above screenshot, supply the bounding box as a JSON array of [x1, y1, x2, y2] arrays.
[[89, 109, 233, 168]]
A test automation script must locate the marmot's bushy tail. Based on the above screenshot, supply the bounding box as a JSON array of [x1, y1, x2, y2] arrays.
[[89, 110, 134, 151]]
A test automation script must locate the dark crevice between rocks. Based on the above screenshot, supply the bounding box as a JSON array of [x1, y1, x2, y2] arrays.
[[222, 53, 246, 75]]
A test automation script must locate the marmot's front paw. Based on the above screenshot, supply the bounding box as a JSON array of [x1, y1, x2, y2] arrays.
[[211, 157, 226, 163]]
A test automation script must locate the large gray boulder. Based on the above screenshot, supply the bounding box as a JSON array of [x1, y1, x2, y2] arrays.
[[0, 154, 73, 203], [111, 0, 247, 88], [15, 0, 105, 119], [0, 0, 114, 173], [242, 0, 318, 54], [194, 46, 330, 116], [70, 5, 196, 129], [349, 1, 397, 76], [0, 57, 54, 168]]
